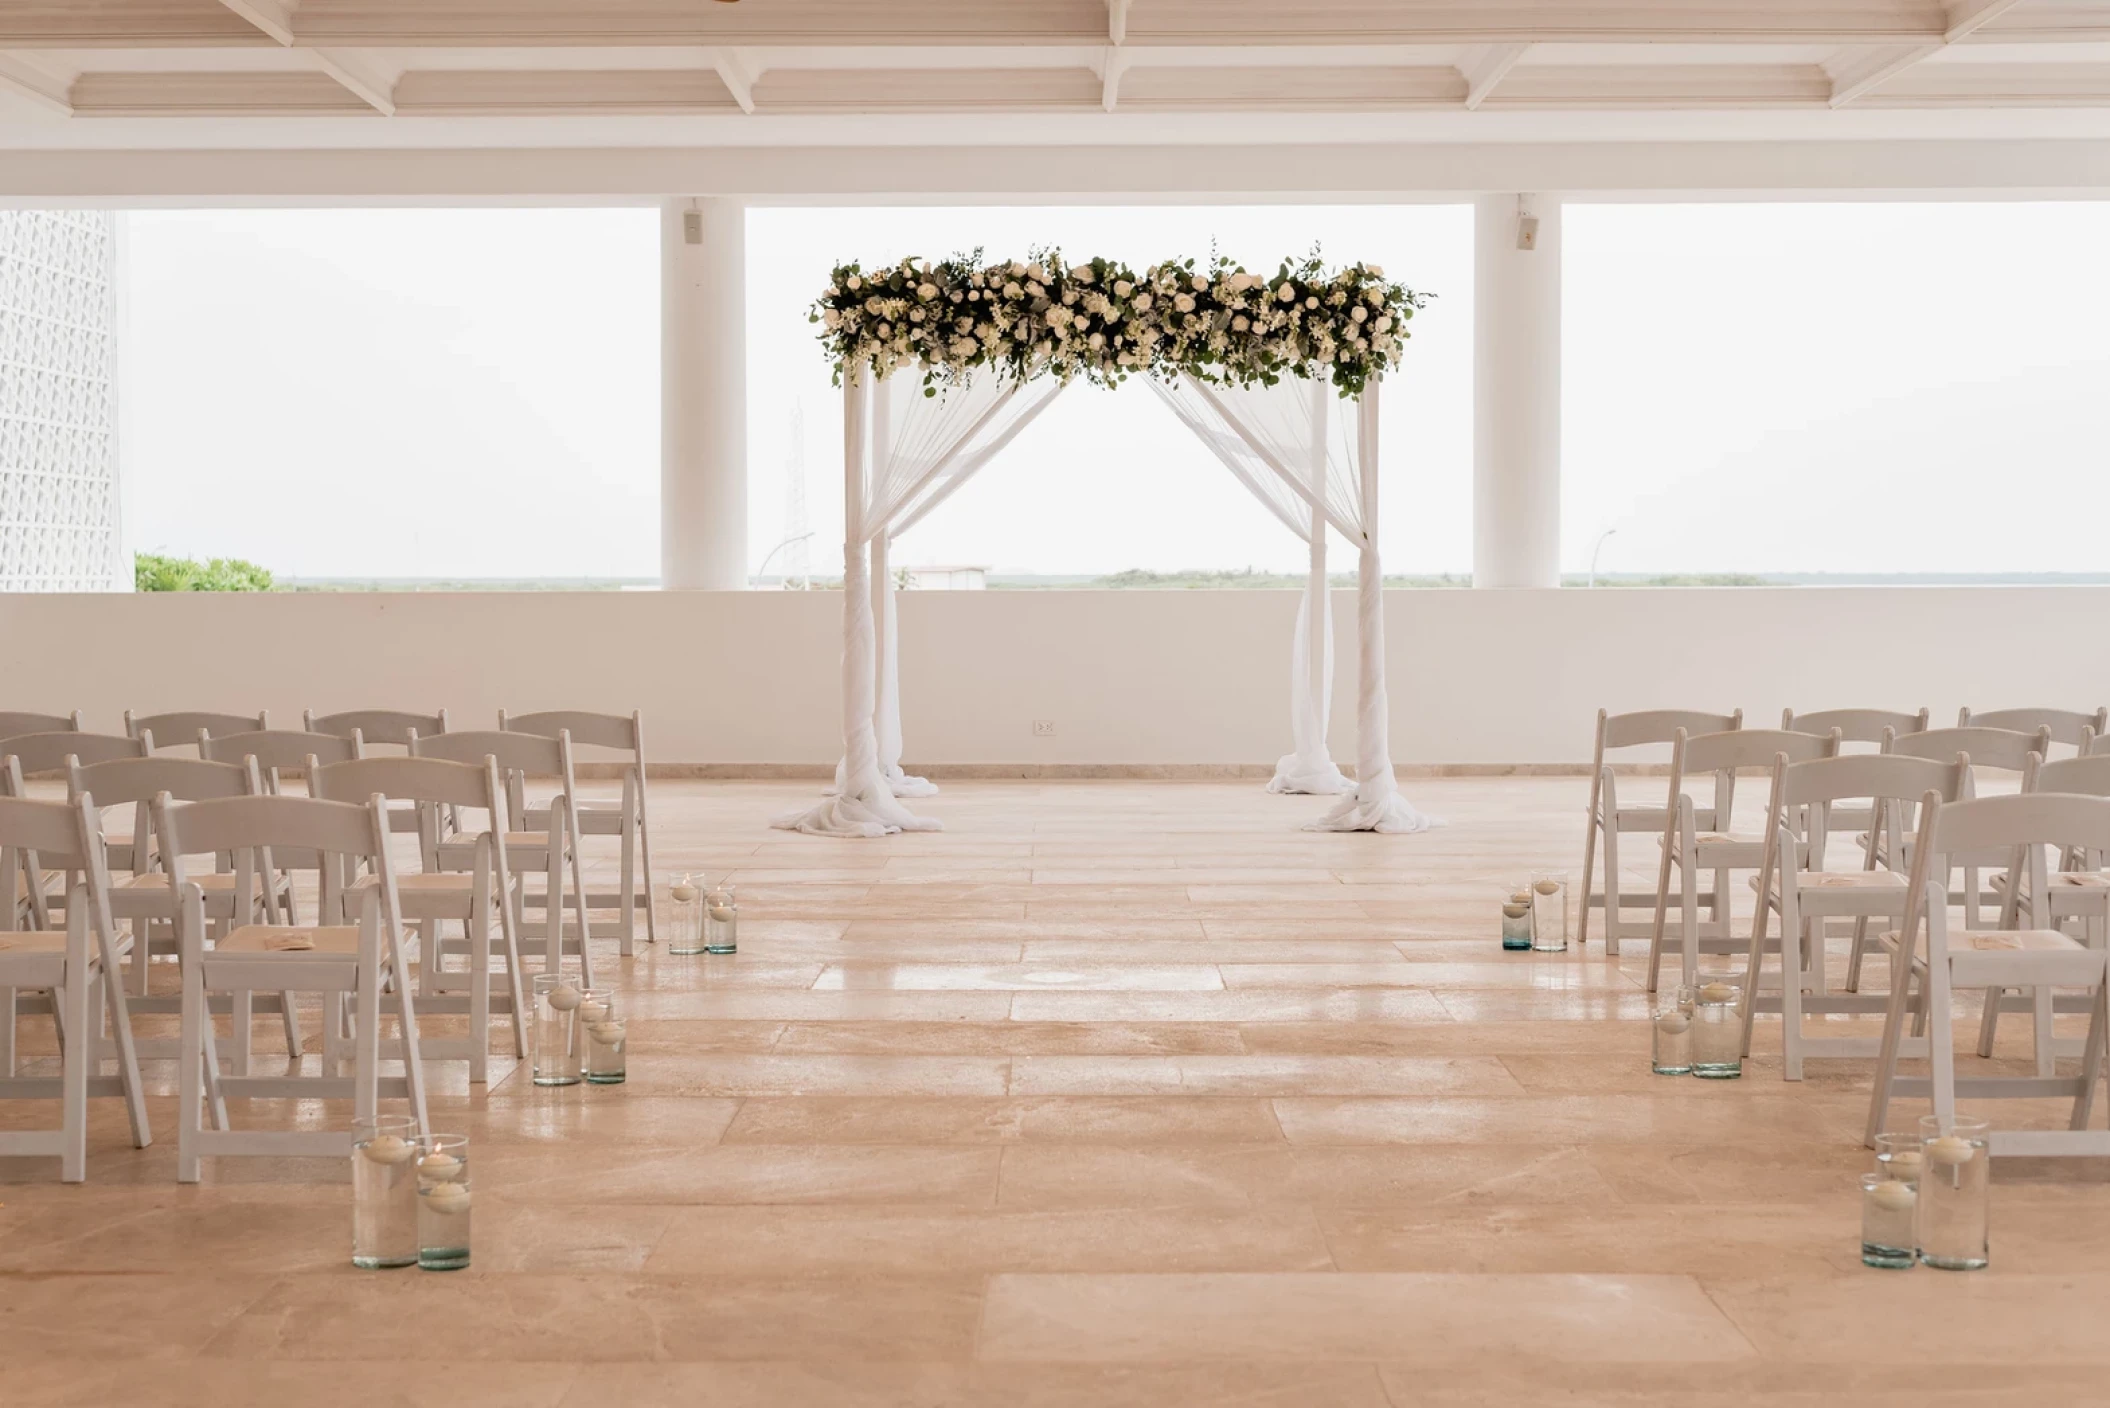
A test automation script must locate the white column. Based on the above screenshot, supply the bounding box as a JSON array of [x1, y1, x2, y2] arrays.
[[1473, 193, 1562, 589], [661, 196, 747, 590]]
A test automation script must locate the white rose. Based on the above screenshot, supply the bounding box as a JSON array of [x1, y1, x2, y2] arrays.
[[1009, 261, 1026, 276], [1193, 276, 1209, 292], [1174, 294, 1196, 313], [1063, 289, 1079, 305], [1351, 306, 1367, 322], [1306, 296, 1319, 309], [1277, 283, 1295, 302], [1027, 264, 1047, 282], [1365, 264, 1384, 277], [909, 308, 924, 323], [1088, 332, 1105, 349], [1134, 293, 1153, 311], [846, 275, 863, 290], [1076, 267, 1096, 284], [1004, 282, 1022, 298], [877, 322, 891, 336], [1375, 316, 1392, 333], [1232, 315, 1249, 331], [1113, 280, 1134, 297], [917, 282, 937, 299]]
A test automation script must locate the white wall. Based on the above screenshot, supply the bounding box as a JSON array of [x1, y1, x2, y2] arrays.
[[5, 588, 2107, 767]]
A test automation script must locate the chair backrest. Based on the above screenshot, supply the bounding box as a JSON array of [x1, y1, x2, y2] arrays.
[[125, 710, 268, 747], [2, 730, 149, 780], [1679, 727, 1838, 777], [0, 710, 81, 738], [1781, 708, 1929, 744], [1889, 725, 2049, 776], [2029, 753, 2110, 800], [151, 792, 395, 924], [1598, 709, 1742, 752], [202, 729, 360, 779], [0, 792, 110, 933], [1776, 751, 1969, 811], [1922, 791, 2110, 872], [305, 709, 447, 747], [501, 709, 640, 756], [67, 755, 255, 809], [309, 755, 497, 813], [1959, 707, 2107, 748], [412, 728, 565, 778]]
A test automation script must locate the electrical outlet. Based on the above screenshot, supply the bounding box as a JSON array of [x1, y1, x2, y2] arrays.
[[1032, 720, 1057, 737]]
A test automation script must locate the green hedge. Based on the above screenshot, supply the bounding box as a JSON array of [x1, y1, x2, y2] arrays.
[[134, 552, 275, 592]]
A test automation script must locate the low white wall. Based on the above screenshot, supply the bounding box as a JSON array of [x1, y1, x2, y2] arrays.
[[4, 588, 2107, 767]]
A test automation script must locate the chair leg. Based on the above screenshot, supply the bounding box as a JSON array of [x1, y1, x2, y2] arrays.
[[354, 961, 382, 1129], [617, 807, 637, 958], [1977, 985, 2005, 1059], [178, 948, 204, 1183], [1928, 962, 1958, 1130], [2, 985, 17, 1078], [637, 800, 659, 947], [2033, 984, 2057, 1078], [1782, 919, 1808, 1082], [96, 930, 151, 1150], [2069, 976, 2109, 1132], [468, 911, 490, 1086], [60, 954, 92, 1183], [1680, 857, 1701, 992], [1578, 812, 1600, 949], [1846, 915, 1871, 992], [1600, 825, 1622, 958]]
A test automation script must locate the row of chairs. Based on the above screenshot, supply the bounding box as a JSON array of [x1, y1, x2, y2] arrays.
[[1579, 703, 2110, 1160], [1, 707, 661, 1183], [0, 707, 659, 954]]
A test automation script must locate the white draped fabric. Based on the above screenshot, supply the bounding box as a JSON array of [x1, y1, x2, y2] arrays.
[[1152, 375, 1438, 833], [779, 369, 1064, 836]]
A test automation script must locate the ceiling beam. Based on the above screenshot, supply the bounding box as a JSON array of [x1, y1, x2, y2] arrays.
[[313, 50, 395, 114], [1458, 43, 1528, 110], [712, 49, 757, 114], [0, 52, 70, 114], [215, 0, 295, 47], [1829, 0, 2033, 105]]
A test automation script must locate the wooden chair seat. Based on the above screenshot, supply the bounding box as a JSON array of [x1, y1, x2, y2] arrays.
[[214, 924, 361, 955]]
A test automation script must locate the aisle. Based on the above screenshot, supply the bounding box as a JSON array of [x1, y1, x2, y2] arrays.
[[6, 779, 2110, 1406]]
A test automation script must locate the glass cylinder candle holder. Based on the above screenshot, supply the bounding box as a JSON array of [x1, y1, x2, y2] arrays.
[[351, 1114, 420, 1269], [1917, 1114, 1990, 1270], [704, 883, 738, 955], [531, 970, 585, 1086], [665, 874, 707, 955], [581, 989, 626, 1084], [415, 1133, 472, 1272], [1528, 872, 1569, 952], [1873, 1131, 1924, 1190], [1652, 985, 1695, 1075], [1690, 980, 1743, 1078], [1501, 886, 1533, 952], [1861, 1172, 1918, 1269]]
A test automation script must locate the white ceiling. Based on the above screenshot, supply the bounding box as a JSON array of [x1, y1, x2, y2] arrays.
[[4, 0, 2110, 139]]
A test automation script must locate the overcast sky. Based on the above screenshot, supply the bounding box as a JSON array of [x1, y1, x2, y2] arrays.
[[119, 200, 2110, 580]]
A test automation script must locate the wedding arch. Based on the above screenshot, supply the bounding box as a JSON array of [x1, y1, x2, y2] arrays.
[[773, 250, 1440, 839]]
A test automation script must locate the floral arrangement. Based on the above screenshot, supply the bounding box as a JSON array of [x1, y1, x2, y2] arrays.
[[811, 251, 1429, 398]]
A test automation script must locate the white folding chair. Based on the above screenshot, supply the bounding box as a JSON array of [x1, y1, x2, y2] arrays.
[[501, 709, 657, 955], [414, 730, 595, 988], [125, 711, 269, 756], [152, 791, 429, 1182], [1740, 750, 1967, 1079], [1976, 752, 2110, 1071], [0, 793, 151, 1181], [1648, 726, 1839, 993], [1866, 790, 2110, 1157], [2, 731, 150, 875], [306, 711, 450, 838], [201, 729, 362, 923], [1580, 709, 1742, 955], [311, 754, 526, 1084], [1880, 725, 2052, 927], [67, 753, 291, 1064]]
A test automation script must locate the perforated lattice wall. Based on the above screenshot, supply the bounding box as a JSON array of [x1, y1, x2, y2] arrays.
[[0, 210, 123, 592]]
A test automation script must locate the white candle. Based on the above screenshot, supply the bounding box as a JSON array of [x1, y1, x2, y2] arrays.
[[1655, 1011, 1690, 1035], [670, 884, 697, 902], [708, 903, 736, 922], [1869, 1179, 1916, 1213], [423, 1181, 471, 1216], [1698, 981, 1736, 1003], [1927, 1135, 1977, 1166], [361, 1134, 413, 1165], [588, 1020, 627, 1046], [418, 1151, 462, 1181], [579, 999, 610, 1025], [547, 983, 582, 1012]]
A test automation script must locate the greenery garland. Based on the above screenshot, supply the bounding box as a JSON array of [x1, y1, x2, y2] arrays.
[[812, 250, 1430, 399]]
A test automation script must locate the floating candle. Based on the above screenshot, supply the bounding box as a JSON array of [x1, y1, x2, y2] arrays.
[[361, 1133, 413, 1165], [418, 1151, 462, 1181], [588, 1020, 627, 1046], [708, 903, 736, 922], [546, 983, 582, 1012], [1533, 879, 1560, 896], [670, 884, 697, 902], [1870, 1179, 1916, 1213], [1927, 1135, 1977, 1166], [578, 999, 610, 1025], [423, 1181, 471, 1216], [1501, 902, 1529, 919], [1509, 890, 1531, 906], [1698, 981, 1736, 1003], [1888, 1149, 1923, 1178], [1655, 1011, 1690, 1036]]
